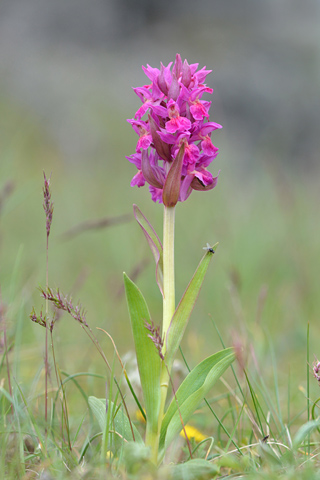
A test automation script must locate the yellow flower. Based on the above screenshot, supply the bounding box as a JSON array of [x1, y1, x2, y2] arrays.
[[135, 409, 206, 443], [180, 425, 207, 443]]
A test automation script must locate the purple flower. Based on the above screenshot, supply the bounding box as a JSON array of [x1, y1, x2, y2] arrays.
[[127, 54, 222, 205], [313, 358, 320, 384]]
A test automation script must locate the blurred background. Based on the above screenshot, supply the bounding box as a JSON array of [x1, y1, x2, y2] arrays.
[[0, 0, 319, 406]]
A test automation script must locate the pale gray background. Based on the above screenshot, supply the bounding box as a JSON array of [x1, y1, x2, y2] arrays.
[[1, 0, 319, 171]]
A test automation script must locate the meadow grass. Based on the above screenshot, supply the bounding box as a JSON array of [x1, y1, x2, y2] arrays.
[[1, 99, 320, 478]]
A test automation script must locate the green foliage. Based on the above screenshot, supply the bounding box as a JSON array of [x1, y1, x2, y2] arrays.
[[121, 442, 155, 476], [168, 458, 220, 479], [123, 273, 161, 441], [292, 419, 320, 450], [165, 244, 218, 369], [2, 100, 320, 477], [88, 396, 143, 450], [160, 348, 235, 453]]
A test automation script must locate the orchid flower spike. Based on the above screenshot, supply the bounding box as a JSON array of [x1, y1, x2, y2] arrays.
[[127, 54, 222, 206]]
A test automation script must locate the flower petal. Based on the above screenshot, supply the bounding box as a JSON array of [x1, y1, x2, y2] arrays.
[[191, 170, 220, 191]]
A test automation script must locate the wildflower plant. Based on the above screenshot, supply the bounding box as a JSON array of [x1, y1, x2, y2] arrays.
[[90, 54, 235, 467], [29, 55, 235, 474]]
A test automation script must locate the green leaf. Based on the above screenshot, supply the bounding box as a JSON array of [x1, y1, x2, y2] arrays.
[[165, 245, 217, 369], [133, 205, 163, 296], [89, 396, 143, 450], [166, 459, 220, 480], [124, 273, 161, 440], [292, 419, 320, 450], [160, 348, 235, 453]]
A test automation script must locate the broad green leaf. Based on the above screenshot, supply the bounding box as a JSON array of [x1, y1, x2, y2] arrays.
[[166, 459, 220, 480], [88, 396, 143, 448], [160, 348, 235, 453], [124, 273, 161, 440], [165, 245, 217, 368], [133, 205, 163, 296], [292, 419, 320, 450]]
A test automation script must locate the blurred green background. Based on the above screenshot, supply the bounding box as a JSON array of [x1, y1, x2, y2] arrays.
[[0, 1, 319, 416]]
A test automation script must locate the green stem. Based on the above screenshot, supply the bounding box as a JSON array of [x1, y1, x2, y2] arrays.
[[162, 205, 175, 341], [45, 235, 49, 433], [149, 205, 176, 464]]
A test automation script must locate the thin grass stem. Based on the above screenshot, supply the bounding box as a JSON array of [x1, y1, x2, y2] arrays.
[[45, 235, 49, 429], [0, 288, 13, 415], [164, 361, 193, 459], [307, 321, 310, 457], [96, 327, 146, 421], [244, 370, 264, 436], [101, 356, 115, 465], [51, 331, 72, 450], [225, 401, 245, 452], [209, 316, 245, 400], [287, 368, 291, 427]]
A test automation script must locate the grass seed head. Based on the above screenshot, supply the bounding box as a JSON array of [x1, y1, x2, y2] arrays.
[[43, 171, 54, 238]]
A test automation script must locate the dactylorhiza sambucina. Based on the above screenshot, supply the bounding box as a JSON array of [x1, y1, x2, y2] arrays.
[[122, 54, 234, 466], [126, 53, 222, 207]]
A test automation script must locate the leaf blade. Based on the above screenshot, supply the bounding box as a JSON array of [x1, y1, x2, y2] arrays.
[[165, 246, 217, 368], [124, 273, 161, 438], [292, 419, 320, 450], [160, 348, 235, 451]]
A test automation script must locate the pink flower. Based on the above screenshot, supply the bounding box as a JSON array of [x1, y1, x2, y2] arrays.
[[130, 170, 145, 187], [183, 142, 200, 166], [190, 101, 210, 121], [127, 119, 152, 151], [164, 100, 192, 134], [149, 185, 164, 203], [165, 116, 192, 134], [127, 54, 222, 205], [201, 136, 218, 156]]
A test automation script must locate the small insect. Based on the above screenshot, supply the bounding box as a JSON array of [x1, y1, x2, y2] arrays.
[[262, 435, 269, 443], [203, 243, 215, 254]]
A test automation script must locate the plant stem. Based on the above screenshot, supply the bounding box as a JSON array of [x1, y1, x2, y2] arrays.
[[0, 288, 13, 415], [150, 205, 176, 464], [307, 321, 310, 457], [162, 205, 175, 340], [45, 235, 49, 430]]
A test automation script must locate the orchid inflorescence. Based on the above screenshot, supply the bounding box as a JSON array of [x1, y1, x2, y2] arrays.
[[127, 53, 222, 206]]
